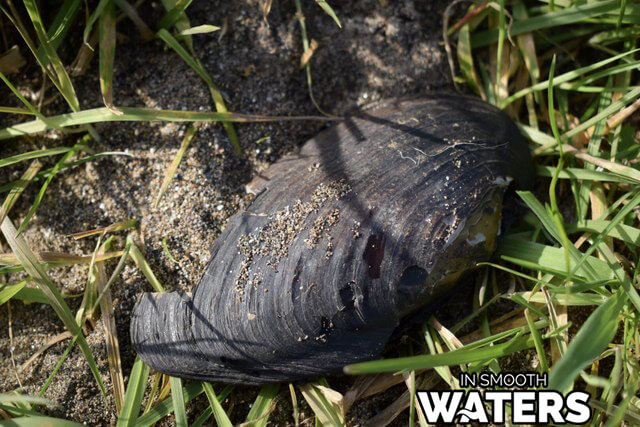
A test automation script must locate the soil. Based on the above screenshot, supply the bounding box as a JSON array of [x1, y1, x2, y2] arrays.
[[0, 0, 467, 425]]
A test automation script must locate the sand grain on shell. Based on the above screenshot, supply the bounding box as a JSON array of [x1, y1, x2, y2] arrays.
[[235, 180, 350, 299]]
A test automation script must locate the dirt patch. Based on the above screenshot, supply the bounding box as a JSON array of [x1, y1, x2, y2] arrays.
[[0, 0, 453, 425]]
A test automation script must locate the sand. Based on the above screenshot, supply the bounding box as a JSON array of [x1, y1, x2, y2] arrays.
[[0, 1, 460, 424]]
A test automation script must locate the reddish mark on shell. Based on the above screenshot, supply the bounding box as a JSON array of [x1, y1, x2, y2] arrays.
[[363, 234, 385, 279]]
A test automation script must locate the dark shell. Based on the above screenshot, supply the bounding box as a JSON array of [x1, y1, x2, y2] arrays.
[[131, 94, 534, 385]]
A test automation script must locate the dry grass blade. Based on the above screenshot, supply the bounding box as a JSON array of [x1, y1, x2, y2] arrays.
[[112, 0, 154, 41], [154, 125, 197, 208], [299, 39, 318, 68], [448, 2, 490, 35], [343, 374, 407, 413], [20, 331, 72, 372], [288, 384, 300, 427], [74, 234, 103, 326], [68, 218, 138, 239], [294, 0, 338, 118], [363, 373, 439, 427], [0, 161, 41, 224], [260, 0, 273, 21], [72, 27, 98, 76], [0, 45, 25, 73], [562, 144, 640, 182], [0, 216, 106, 396], [0, 250, 123, 267], [299, 382, 344, 426], [429, 316, 464, 350], [90, 239, 131, 317], [95, 239, 125, 414]]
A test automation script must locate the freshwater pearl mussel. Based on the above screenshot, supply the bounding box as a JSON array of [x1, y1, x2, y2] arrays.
[[131, 94, 534, 384]]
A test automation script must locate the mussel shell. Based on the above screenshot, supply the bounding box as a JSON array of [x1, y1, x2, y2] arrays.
[[131, 94, 534, 384]]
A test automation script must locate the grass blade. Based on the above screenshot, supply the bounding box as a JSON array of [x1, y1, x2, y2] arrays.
[[0, 416, 84, 426], [158, 0, 193, 30], [0, 106, 331, 140], [568, 220, 640, 247], [0, 161, 41, 224], [99, 0, 120, 114], [202, 382, 233, 427], [502, 48, 638, 107], [161, 237, 178, 263], [154, 125, 197, 208], [547, 290, 626, 392], [17, 147, 79, 235], [300, 382, 344, 426], [0, 393, 53, 405], [83, 0, 110, 46], [135, 382, 204, 427], [344, 334, 536, 374], [457, 23, 484, 97], [178, 25, 220, 36], [0, 280, 27, 305], [497, 237, 613, 281], [116, 356, 149, 426], [23, 0, 80, 111], [90, 239, 132, 314], [536, 165, 635, 184], [156, 29, 242, 156], [159, 0, 194, 51], [0, 217, 107, 396], [170, 376, 188, 427], [0, 71, 51, 124], [472, 0, 620, 48], [0, 147, 71, 169], [0, 151, 132, 195], [315, 0, 341, 28], [128, 236, 164, 292], [42, 0, 82, 51], [245, 383, 279, 427]]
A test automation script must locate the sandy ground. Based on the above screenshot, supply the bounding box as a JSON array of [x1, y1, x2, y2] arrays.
[[0, 0, 493, 424]]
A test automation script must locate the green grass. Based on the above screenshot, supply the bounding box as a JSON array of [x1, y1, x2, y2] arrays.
[[1, 0, 639, 426]]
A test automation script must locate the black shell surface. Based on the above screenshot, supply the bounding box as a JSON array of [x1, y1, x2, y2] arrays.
[[131, 94, 534, 384]]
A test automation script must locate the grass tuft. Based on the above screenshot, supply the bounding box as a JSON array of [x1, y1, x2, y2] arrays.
[[1, 0, 639, 425]]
